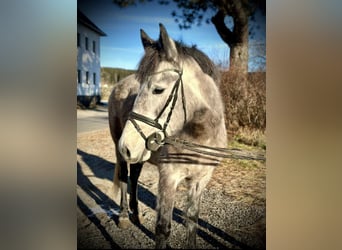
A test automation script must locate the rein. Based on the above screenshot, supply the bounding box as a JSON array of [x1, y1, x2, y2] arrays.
[[128, 69, 266, 162], [165, 137, 266, 161]]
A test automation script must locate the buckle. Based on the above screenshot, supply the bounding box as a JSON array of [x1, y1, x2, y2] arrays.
[[146, 131, 165, 151]]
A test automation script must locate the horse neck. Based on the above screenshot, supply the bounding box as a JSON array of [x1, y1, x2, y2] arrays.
[[181, 63, 225, 144]]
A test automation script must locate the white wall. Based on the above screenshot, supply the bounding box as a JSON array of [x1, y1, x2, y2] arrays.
[[77, 23, 101, 96]]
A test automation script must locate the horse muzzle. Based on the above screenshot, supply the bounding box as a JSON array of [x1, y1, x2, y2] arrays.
[[118, 121, 152, 163]]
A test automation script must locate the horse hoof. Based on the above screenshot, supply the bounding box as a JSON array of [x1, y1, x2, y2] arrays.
[[118, 217, 130, 229]]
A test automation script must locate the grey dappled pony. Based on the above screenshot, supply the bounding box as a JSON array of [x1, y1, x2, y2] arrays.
[[108, 23, 227, 248]]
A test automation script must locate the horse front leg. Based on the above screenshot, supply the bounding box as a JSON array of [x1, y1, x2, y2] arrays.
[[155, 176, 177, 249], [117, 159, 130, 229], [185, 181, 204, 248], [129, 163, 143, 224]]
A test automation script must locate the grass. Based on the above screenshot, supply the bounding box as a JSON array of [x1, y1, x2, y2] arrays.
[[232, 127, 266, 150], [228, 127, 266, 168]]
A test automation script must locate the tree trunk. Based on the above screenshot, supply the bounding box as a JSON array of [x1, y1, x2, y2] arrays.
[[229, 42, 248, 74], [211, 3, 249, 75]]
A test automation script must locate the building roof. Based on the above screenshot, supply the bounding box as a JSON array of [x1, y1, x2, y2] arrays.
[[77, 9, 106, 36]]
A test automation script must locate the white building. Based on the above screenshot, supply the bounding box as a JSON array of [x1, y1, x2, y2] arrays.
[[77, 10, 106, 107]]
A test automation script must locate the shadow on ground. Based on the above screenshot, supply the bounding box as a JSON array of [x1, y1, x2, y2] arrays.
[[77, 148, 260, 249]]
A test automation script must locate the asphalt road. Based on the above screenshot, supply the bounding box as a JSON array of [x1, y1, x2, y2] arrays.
[[77, 105, 109, 134]]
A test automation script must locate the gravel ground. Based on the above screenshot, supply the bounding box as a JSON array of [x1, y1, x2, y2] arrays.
[[77, 129, 266, 249]]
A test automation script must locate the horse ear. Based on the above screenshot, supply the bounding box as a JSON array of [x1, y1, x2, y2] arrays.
[[140, 29, 155, 50], [158, 23, 178, 60]]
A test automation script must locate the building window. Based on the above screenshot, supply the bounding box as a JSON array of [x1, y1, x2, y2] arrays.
[[93, 41, 96, 54], [93, 73, 96, 84], [77, 70, 81, 83], [77, 33, 80, 47], [86, 71, 89, 84], [85, 37, 88, 50]]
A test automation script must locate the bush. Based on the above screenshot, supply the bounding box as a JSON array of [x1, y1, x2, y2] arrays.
[[220, 71, 266, 132], [77, 95, 101, 109]]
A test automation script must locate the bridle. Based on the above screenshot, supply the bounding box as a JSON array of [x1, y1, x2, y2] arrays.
[[128, 68, 187, 151], [127, 68, 266, 161]]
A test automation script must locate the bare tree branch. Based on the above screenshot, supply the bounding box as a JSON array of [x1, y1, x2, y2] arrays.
[[211, 10, 235, 47]]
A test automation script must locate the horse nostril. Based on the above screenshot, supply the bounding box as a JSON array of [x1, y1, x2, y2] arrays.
[[119, 138, 133, 160], [126, 147, 131, 159], [121, 145, 131, 160]]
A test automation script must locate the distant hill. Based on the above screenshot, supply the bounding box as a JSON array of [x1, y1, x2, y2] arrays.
[[101, 67, 136, 85]]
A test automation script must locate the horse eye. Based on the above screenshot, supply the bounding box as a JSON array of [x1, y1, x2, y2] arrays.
[[152, 88, 165, 95]]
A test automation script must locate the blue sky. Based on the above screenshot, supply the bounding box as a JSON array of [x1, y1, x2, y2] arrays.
[[78, 0, 265, 71]]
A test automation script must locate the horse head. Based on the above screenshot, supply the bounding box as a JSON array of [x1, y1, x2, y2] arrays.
[[119, 23, 221, 163]]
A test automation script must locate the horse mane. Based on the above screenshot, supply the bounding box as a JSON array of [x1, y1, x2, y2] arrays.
[[136, 41, 220, 84]]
